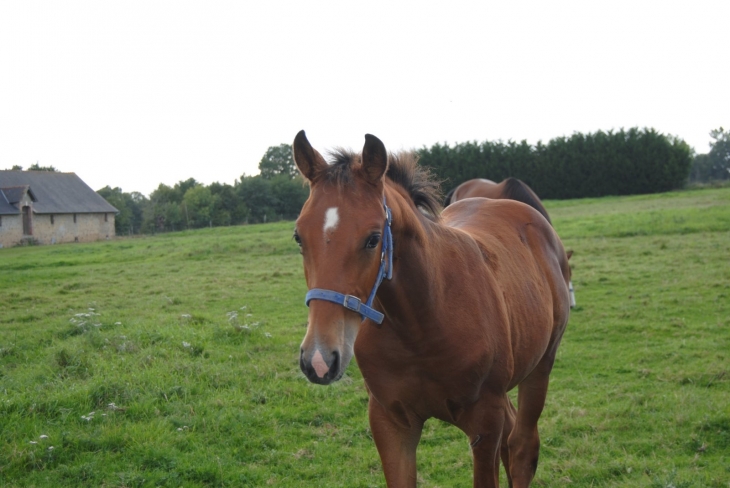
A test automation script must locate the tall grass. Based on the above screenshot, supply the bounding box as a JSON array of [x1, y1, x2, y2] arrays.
[[1, 187, 728, 487]]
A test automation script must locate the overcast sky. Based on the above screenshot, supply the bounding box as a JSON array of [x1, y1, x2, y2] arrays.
[[1, 1, 728, 196]]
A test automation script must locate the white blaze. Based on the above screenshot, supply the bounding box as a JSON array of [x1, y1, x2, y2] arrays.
[[323, 207, 339, 233]]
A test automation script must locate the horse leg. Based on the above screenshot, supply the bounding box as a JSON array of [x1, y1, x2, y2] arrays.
[[500, 395, 517, 488], [368, 396, 424, 488], [459, 393, 506, 488], [508, 353, 556, 487]]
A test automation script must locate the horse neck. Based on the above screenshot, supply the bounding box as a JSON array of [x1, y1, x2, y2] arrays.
[[378, 186, 457, 334]]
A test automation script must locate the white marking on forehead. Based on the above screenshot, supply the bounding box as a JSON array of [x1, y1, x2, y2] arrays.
[[323, 207, 339, 233]]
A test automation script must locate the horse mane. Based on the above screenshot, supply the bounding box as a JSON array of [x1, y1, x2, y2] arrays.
[[324, 149, 443, 220], [502, 177, 552, 225], [443, 187, 456, 207]]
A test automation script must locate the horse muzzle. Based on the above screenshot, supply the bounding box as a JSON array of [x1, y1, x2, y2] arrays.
[[300, 347, 343, 385]]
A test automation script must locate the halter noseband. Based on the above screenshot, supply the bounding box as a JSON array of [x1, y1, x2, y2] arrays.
[[304, 197, 394, 324]]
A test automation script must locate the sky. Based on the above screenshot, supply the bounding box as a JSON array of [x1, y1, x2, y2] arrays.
[[1, 1, 728, 197]]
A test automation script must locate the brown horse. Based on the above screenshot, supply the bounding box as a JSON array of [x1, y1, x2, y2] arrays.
[[444, 178, 551, 225], [293, 131, 571, 487], [445, 178, 576, 308]]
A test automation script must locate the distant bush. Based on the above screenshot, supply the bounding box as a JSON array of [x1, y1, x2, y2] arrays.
[[418, 128, 692, 199]]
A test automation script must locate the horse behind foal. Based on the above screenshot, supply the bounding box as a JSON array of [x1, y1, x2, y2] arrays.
[[445, 177, 577, 308], [293, 131, 571, 487], [444, 177, 551, 225]]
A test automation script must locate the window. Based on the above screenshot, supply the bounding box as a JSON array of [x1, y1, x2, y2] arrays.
[[104, 213, 108, 222], [73, 213, 77, 223], [51, 214, 55, 225], [0, 215, 2, 227]]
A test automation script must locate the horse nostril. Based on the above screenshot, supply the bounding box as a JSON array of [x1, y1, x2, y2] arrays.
[[329, 350, 340, 377]]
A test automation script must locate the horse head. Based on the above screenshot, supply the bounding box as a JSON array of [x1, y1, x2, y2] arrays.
[[293, 130, 391, 385]]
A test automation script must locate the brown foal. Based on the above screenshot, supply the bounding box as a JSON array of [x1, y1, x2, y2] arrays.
[[293, 131, 571, 487]]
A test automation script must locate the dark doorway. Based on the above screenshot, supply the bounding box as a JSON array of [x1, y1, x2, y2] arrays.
[[22, 206, 32, 235]]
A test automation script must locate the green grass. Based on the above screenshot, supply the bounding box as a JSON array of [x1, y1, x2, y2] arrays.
[[1, 187, 729, 487]]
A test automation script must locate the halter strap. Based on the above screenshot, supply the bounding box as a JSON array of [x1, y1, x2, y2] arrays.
[[304, 197, 393, 324]]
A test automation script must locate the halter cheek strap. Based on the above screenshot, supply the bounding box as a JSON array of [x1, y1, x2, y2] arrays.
[[304, 197, 394, 325]]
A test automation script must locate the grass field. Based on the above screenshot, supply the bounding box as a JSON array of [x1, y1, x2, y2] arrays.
[[1, 187, 729, 487]]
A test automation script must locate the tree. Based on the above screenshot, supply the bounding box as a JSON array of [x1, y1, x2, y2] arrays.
[[182, 185, 217, 228], [97, 186, 148, 235], [237, 175, 277, 223], [689, 128, 730, 182], [27, 163, 58, 172], [144, 184, 185, 232], [708, 127, 730, 179], [209, 182, 248, 225], [258, 144, 298, 179], [270, 174, 309, 219]]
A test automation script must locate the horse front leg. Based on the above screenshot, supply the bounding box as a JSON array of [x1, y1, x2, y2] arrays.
[[368, 396, 424, 488], [508, 353, 556, 488], [460, 393, 507, 488], [501, 395, 517, 488]]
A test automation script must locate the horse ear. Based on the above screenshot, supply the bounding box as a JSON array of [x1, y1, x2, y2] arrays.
[[361, 134, 388, 184], [293, 130, 327, 182], [566, 250, 574, 260]]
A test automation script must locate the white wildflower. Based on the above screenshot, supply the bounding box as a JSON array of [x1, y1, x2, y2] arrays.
[[182, 341, 191, 348], [30, 441, 37, 444], [39, 435, 49, 439]]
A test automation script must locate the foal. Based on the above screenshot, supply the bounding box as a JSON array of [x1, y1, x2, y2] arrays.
[[294, 131, 570, 487]]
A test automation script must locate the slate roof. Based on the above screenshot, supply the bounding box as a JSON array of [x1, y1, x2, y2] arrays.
[[0, 189, 19, 215], [2, 185, 36, 203], [0, 171, 118, 215]]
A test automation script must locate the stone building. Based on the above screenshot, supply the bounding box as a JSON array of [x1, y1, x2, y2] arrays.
[[0, 171, 118, 248]]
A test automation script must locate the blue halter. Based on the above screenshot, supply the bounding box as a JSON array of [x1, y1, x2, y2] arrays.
[[304, 197, 394, 324]]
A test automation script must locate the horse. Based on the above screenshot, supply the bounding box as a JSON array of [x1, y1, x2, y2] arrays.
[[444, 178, 551, 225], [445, 178, 576, 308], [292, 131, 571, 487]]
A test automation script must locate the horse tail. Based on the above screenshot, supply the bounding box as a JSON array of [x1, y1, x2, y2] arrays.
[[443, 187, 456, 207], [502, 177, 552, 226]]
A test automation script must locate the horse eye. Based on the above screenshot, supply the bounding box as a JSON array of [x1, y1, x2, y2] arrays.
[[293, 233, 302, 247], [365, 234, 381, 249]]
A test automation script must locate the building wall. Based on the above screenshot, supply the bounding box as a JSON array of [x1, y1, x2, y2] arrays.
[[0, 212, 116, 247], [0, 214, 23, 248]]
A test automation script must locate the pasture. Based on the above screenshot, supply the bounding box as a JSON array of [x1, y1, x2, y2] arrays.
[[1, 187, 729, 487]]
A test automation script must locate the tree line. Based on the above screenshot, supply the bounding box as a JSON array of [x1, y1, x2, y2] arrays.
[[97, 144, 309, 235], [418, 127, 705, 200], [7, 127, 727, 236]]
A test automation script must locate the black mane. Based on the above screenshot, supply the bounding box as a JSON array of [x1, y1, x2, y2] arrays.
[[323, 149, 443, 219], [502, 177, 552, 225]]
